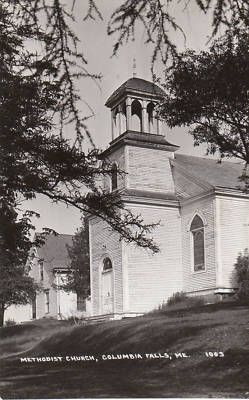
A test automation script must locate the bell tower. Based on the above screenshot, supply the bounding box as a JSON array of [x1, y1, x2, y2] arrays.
[[89, 77, 183, 317], [106, 77, 165, 139], [102, 77, 179, 195]]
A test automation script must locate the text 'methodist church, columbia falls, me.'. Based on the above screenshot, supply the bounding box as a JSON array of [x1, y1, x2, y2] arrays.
[[88, 76, 249, 318]]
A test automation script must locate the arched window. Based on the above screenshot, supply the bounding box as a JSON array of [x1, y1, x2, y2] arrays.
[[103, 257, 113, 272], [190, 215, 205, 272], [111, 163, 118, 191], [131, 100, 142, 131]]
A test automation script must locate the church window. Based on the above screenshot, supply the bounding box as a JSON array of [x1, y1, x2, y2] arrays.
[[103, 257, 112, 271], [190, 215, 205, 272], [111, 163, 118, 191]]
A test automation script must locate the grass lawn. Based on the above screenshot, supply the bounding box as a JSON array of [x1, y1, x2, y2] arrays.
[[1, 302, 249, 398]]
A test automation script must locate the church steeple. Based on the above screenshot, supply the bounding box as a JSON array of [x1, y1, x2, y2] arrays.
[[102, 77, 179, 196], [105, 77, 166, 140]]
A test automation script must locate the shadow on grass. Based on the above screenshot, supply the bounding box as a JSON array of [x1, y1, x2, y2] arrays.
[[22, 320, 223, 357], [0, 324, 38, 340], [2, 348, 249, 399], [177, 347, 249, 397], [0, 319, 72, 361], [151, 301, 249, 319], [0, 323, 225, 399], [1, 304, 249, 399]]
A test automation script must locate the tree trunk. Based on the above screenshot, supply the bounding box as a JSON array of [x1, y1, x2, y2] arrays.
[[0, 303, 5, 327]]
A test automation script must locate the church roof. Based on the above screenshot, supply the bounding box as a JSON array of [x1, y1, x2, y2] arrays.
[[173, 154, 245, 191], [105, 77, 165, 108], [35, 233, 73, 270]]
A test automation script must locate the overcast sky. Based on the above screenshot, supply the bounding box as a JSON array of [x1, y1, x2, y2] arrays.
[[24, 0, 214, 236]]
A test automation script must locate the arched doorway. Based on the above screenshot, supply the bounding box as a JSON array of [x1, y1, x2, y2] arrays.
[[101, 257, 114, 314]]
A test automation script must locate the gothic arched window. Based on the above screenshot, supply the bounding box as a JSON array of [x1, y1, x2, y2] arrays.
[[103, 257, 113, 272], [111, 163, 118, 191], [190, 215, 205, 272]]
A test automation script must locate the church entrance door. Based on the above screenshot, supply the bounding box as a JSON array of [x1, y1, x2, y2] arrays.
[[101, 258, 114, 314]]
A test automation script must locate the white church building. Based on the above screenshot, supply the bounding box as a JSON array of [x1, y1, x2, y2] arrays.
[[88, 77, 249, 318]]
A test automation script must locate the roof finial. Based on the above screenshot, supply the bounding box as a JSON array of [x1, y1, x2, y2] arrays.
[[132, 57, 137, 78]]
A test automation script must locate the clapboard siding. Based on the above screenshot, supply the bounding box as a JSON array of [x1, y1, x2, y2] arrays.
[[181, 196, 216, 292], [90, 217, 123, 315], [127, 146, 175, 193], [102, 146, 126, 191], [125, 204, 182, 312], [217, 196, 249, 288]]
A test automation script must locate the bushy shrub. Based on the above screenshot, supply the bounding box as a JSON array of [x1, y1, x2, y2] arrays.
[[166, 291, 188, 306], [156, 292, 205, 313], [4, 318, 17, 327], [234, 249, 249, 303], [183, 296, 205, 308], [66, 315, 87, 326]]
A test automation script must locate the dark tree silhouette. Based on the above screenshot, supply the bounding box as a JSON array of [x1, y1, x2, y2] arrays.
[[0, 199, 46, 326], [234, 249, 249, 302], [56, 218, 90, 304], [108, 0, 249, 72], [1, 0, 160, 253], [159, 31, 249, 189], [107, 0, 249, 188]]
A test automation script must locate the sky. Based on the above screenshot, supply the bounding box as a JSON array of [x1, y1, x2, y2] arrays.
[[24, 0, 215, 236]]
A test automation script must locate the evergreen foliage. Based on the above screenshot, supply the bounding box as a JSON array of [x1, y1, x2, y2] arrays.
[[108, 0, 249, 71], [108, 1, 249, 188], [57, 218, 90, 301], [234, 249, 249, 302], [159, 31, 249, 189], [0, 200, 43, 325]]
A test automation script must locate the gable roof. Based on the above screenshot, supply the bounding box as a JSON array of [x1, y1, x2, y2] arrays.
[[171, 154, 245, 197], [35, 234, 73, 270]]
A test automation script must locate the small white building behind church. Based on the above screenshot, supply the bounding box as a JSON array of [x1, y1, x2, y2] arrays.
[[5, 234, 89, 323], [27, 234, 78, 320], [88, 77, 249, 318]]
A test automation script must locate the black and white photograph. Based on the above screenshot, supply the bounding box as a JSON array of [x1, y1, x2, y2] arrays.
[[0, 0, 249, 398]]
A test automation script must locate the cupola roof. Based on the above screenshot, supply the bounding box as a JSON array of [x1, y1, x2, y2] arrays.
[[105, 77, 165, 108]]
